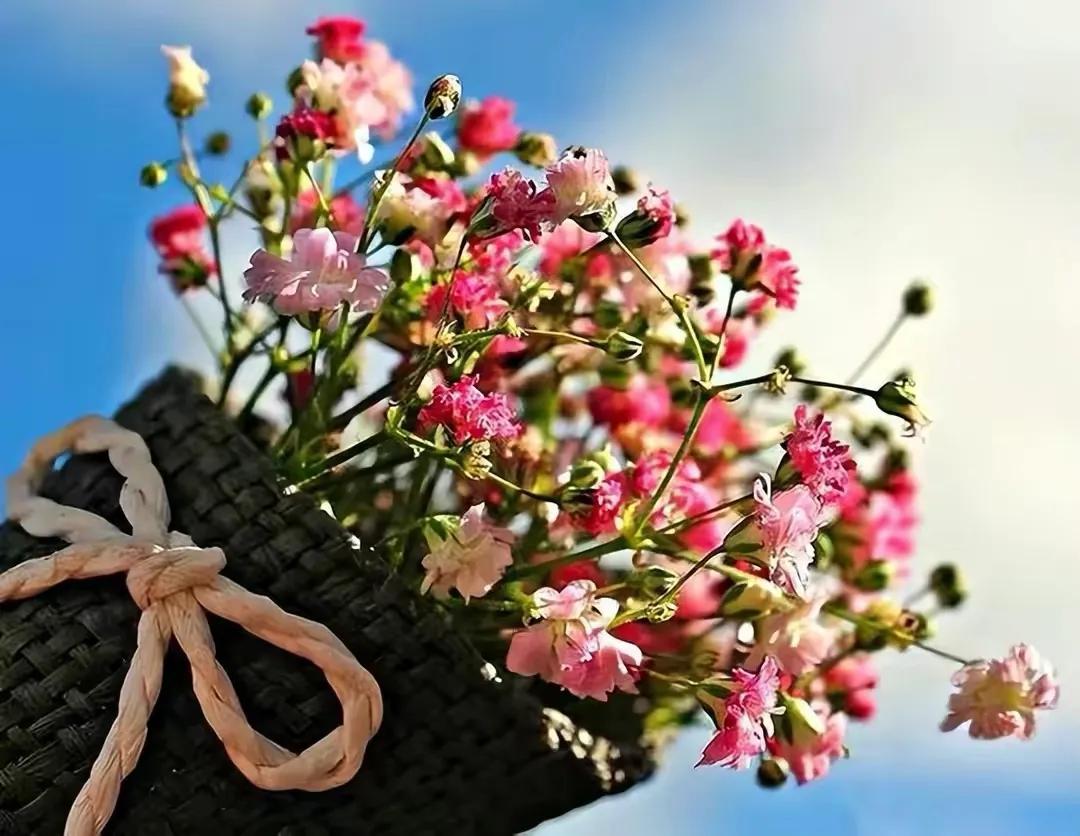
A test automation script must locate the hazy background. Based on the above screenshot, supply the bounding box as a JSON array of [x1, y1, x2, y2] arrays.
[[2, 1, 1077, 833]]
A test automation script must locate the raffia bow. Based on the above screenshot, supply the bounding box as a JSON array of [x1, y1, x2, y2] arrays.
[[2, 416, 383, 835]]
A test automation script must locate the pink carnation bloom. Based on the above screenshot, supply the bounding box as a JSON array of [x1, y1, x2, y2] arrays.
[[637, 184, 675, 240], [711, 219, 800, 309], [506, 580, 642, 701], [699, 656, 782, 769], [546, 147, 616, 223], [568, 471, 629, 536], [483, 167, 556, 241], [745, 598, 834, 677], [783, 404, 856, 505], [242, 228, 390, 315], [772, 710, 847, 784], [941, 644, 1059, 740], [824, 654, 879, 720], [148, 204, 215, 291], [538, 221, 601, 277], [416, 375, 522, 445], [457, 96, 522, 159], [726, 475, 824, 599], [425, 270, 509, 330], [307, 16, 366, 64], [421, 504, 515, 601], [586, 376, 672, 430]]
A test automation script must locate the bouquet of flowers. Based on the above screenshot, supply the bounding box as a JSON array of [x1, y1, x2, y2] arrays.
[[144, 15, 1058, 792]]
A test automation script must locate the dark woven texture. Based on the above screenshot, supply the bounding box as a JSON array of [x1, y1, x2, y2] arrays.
[[0, 369, 653, 836]]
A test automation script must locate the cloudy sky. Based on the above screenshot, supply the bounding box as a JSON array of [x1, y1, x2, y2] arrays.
[[3, 1, 1077, 833]]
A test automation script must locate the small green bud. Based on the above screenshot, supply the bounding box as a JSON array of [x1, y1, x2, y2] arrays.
[[610, 165, 640, 196], [606, 330, 645, 363], [286, 66, 306, 96], [390, 248, 422, 286], [574, 201, 617, 233], [568, 459, 607, 489], [630, 565, 679, 597], [424, 74, 462, 119], [204, 131, 231, 156], [688, 253, 716, 305], [874, 376, 930, 434], [757, 758, 790, 789], [246, 91, 273, 120], [139, 162, 168, 188], [674, 203, 690, 227], [852, 559, 894, 592], [812, 532, 834, 571], [929, 563, 967, 609], [903, 280, 933, 316], [645, 598, 678, 624], [514, 131, 558, 167], [774, 347, 807, 377], [208, 183, 230, 203]]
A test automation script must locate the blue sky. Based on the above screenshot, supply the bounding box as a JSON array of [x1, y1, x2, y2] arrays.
[[2, 2, 1078, 833]]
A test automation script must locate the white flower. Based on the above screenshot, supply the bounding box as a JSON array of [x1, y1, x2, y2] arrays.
[[421, 505, 515, 601]]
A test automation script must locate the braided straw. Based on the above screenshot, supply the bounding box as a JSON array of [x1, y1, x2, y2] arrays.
[[2, 416, 384, 836]]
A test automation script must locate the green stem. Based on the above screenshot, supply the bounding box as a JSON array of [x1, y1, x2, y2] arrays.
[[484, 471, 563, 505], [237, 361, 278, 423], [633, 394, 708, 534], [608, 229, 708, 380], [657, 491, 753, 534], [706, 283, 738, 383], [504, 535, 629, 581], [789, 376, 878, 399], [358, 108, 433, 253], [304, 164, 335, 228], [327, 380, 395, 432], [295, 430, 390, 487], [179, 294, 218, 360], [822, 603, 972, 665], [847, 311, 906, 385], [218, 317, 284, 405]]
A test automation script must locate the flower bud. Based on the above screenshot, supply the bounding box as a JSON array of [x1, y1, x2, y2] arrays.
[[204, 131, 231, 156], [139, 162, 168, 188], [614, 209, 664, 249], [417, 131, 456, 173], [461, 440, 493, 480], [757, 758, 790, 789], [903, 280, 933, 317], [574, 201, 618, 234], [853, 599, 901, 651], [774, 346, 807, 377], [853, 559, 894, 592], [688, 253, 716, 305], [286, 65, 306, 96], [606, 330, 645, 363], [674, 203, 691, 227], [719, 577, 786, 620], [630, 565, 679, 597], [390, 247, 423, 285], [610, 165, 640, 196], [161, 45, 209, 118], [424, 74, 462, 119], [514, 131, 558, 167], [246, 91, 273, 120], [776, 693, 825, 747], [567, 459, 608, 489], [645, 598, 678, 624], [874, 376, 930, 434], [929, 563, 967, 609]]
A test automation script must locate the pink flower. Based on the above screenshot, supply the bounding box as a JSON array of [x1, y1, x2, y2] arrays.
[[771, 710, 847, 784], [711, 219, 800, 309], [457, 96, 521, 159], [699, 656, 782, 769], [941, 644, 1059, 740], [637, 185, 675, 239], [242, 228, 390, 315], [307, 16, 366, 64], [377, 174, 464, 248], [824, 654, 879, 720], [587, 376, 672, 430], [416, 375, 522, 445], [726, 475, 825, 598], [538, 221, 601, 277], [290, 190, 365, 235], [506, 580, 642, 701], [668, 398, 754, 456], [568, 472, 629, 536], [783, 405, 856, 505], [148, 205, 215, 292], [481, 167, 556, 241], [745, 598, 834, 677], [424, 270, 509, 330], [421, 504, 515, 601], [545, 147, 616, 223]]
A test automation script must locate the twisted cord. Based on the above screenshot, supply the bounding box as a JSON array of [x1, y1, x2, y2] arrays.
[[2, 417, 383, 836]]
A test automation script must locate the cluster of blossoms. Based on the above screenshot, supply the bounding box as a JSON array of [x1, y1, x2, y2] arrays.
[[141, 15, 1058, 794]]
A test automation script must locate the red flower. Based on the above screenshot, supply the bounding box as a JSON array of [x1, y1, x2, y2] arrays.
[[482, 167, 556, 241], [457, 96, 521, 159], [306, 16, 366, 64], [568, 472, 629, 536], [274, 107, 338, 160], [148, 205, 215, 292], [783, 404, 856, 505]]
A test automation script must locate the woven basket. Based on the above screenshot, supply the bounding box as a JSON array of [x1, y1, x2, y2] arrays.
[[0, 369, 653, 835]]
